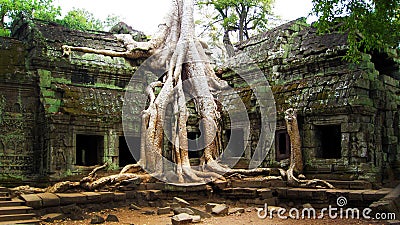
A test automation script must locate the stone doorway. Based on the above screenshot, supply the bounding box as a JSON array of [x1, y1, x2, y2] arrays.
[[75, 134, 104, 166], [119, 136, 140, 167]]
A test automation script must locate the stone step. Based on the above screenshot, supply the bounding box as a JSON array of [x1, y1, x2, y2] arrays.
[[0, 193, 9, 198], [0, 199, 24, 207], [0, 206, 32, 215], [0, 198, 11, 202], [0, 188, 9, 193], [0, 213, 37, 222], [0, 219, 40, 225]]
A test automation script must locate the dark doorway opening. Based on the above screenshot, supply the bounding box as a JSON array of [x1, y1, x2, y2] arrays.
[[316, 125, 342, 159], [276, 130, 290, 161], [225, 129, 245, 157], [119, 136, 140, 167], [188, 132, 204, 158], [76, 134, 104, 166]]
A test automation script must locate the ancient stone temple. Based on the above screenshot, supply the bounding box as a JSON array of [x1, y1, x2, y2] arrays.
[[0, 17, 399, 185]]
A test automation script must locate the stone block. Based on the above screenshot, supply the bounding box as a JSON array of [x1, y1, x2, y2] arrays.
[[98, 192, 114, 202], [105, 214, 119, 222], [173, 207, 194, 215], [257, 188, 273, 199], [211, 204, 229, 216], [37, 193, 60, 207], [187, 207, 212, 218], [173, 197, 190, 207], [171, 213, 193, 225], [113, 192, 126, 202], [56, 193, 87, 205], [81, 192, 101, 203], [157, 207, 171, 215], [205, 203, 218, 213], [124, 190, 136, 199], [20, 194, 42, 209]]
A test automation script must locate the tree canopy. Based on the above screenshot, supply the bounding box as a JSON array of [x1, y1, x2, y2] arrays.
[[198, 0, 274, 56], [311, 0, 400, 62], [0, 0, 61, 36], [0, 0, 122, 36]]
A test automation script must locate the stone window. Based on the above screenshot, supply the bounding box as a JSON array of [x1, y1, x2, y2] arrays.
[[316, 125, 342, 159], [119, 136, 140, 167], [275, 130, 290, 161], [188, 132, 204, 158], [75, 134, 104, 166]]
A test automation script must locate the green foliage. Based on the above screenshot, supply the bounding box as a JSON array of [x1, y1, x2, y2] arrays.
[[311, 0, 400, 62], [0, 0, 61, 35], [198, 0, 274, 42], [57, 8, 103, 31]]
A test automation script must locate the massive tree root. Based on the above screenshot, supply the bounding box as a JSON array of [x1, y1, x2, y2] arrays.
[[284, 108, 334, 188]]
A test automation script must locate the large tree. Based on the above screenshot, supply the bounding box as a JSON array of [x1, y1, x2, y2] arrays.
[[311, 0, 400, 62], [58, 0, 334, 189], [198, 0, 274, 56]]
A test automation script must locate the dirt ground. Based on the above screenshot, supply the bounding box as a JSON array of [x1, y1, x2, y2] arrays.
[[41, 205, 389, 225]]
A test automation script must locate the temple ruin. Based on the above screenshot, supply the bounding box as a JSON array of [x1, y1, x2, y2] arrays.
[[0, 17, 399, 187]]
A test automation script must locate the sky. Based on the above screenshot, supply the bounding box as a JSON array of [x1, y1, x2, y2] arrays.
[[54, 0, 317, 35]]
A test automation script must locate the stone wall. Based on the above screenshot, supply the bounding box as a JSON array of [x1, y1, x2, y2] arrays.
[[0, 37, 39, 180], [222, 18, 400, 182]]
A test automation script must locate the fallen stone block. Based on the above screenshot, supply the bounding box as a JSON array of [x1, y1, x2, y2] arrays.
[[173, 207, 194, 215], [106, 214, 119, 222], [171, 213, 193, 225], [205, 203, 218, 213], [173, 197, 190, 207], [187, 207, 212, 218], [157, 207, 171, 215], [211, 204, 228, 216], [129, 203, 141, 210]]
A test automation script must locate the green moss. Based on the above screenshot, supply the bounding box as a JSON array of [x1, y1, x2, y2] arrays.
[[94, 83, 123, 90]]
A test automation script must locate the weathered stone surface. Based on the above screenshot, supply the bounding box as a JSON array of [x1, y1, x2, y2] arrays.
[[211, 204, 229, 216], [105, 214, 119, 222], [56, 193, 87, 205], [81, 192, 102, 203], [37, 193, 60, 207], [173, 207, 194, 215], [173, 197, 190, 207], [90, 215, 105, 224], [20, 194, 42, 209], [129, 203, 141, 210], [157, 207, 171, 215], [171, 213, 193, 225], [187, 207, 212, 218], [205, 203, 219, 213]]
